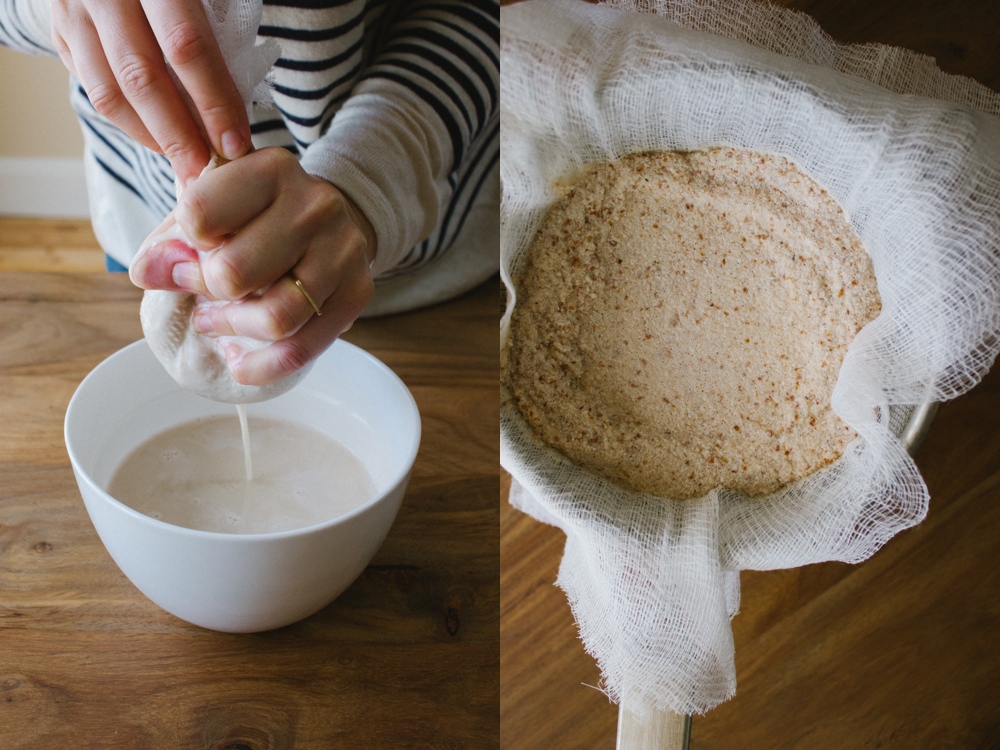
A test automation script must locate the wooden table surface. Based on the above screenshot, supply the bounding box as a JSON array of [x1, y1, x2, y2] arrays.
[[0, 270, 500, 748], [500, 1, 1000, 748]]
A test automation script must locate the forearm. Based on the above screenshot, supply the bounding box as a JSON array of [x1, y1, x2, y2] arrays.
[[300, 82, 450, 277], [0, 0, 54, 55], [298, 0, 499, 277]]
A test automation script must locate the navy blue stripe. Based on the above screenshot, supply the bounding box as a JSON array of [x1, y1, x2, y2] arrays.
[[277, 89, 351, 128], [433, 119, 497, 256], [0, 7, 48, 53], [259, 11, 363, 41], [274, 36, 363, 71], [81, 118, 131, 165], [80, 92, 176, 214], [412, 2, 498, 45], [411, 238, 431, 268], [393, 240, 427, 272], [362, 69, 464, 167], [94, 156, 147, 205], [264, 0, 357, 7], [381, 121, 497, 279], [432, 17, 499, 75], [272, 60, 362, 100], [10, 1, 48, 51], [374, 54, 473, 135], [362, 0, 404, 68], [382, 40, 486, 132], [398, 25, 496, 113], [74, 83, 93, 106], [135, 152, 175, 215], [251, 118, 288, 134], [438, 144, 497, 259], [154, 157, 175, 183]]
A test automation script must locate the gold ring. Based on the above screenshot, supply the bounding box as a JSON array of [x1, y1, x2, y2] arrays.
[[292, 275, 322, 316]]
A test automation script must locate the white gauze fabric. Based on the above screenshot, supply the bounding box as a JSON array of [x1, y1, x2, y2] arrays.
[[130, 0, 286, 404], [500, 0, 1000, 715]]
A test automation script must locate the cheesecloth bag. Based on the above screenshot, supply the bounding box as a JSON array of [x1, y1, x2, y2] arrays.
[[500, 0, 1000, 716], [130, 0, 285, 403]]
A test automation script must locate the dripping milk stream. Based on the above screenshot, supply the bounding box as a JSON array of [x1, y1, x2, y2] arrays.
[[237, 404, 252, 482]]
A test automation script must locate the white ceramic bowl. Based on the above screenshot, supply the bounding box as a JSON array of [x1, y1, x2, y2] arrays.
[[65, 338, 420, 633]]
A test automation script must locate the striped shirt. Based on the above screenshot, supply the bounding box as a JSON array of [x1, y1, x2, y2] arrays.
[[0, 0, 499, 315]]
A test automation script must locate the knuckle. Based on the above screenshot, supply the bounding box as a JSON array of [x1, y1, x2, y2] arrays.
[[176, 192, 208, 240], [51, 31, 70, 60], [272, 339, 313, 377], [117, 54, 159, 100], [302, 182, 342, 230], [87, 81, 125, 118], [261, 298, 300, 340], [161, 138, 203, 170], [348, 224, 370, 259], [205, 252, 251, 300], [350, 272, 375, 318], [258, 146, 296, 175], [198, 99, 238, 127], [160, 20, 209, 67]]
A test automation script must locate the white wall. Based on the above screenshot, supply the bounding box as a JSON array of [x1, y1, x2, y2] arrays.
[[0, 46, 89, 217]]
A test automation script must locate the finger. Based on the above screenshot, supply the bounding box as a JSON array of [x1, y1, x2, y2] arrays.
[[221, 287, 369, 387], [129, 237, 203, 292], [190, 239, 362, 339], [198, 204, 304, 301], [140, 0, 250, 161], [175, 152, 282, 246], [89, 1, 210, 186], [197, 171, 331, 302], [221, 261, 373, 385], [193, 275, 314, 341], [191, 225, 367, 340], [50, 24, 79, 78], [56, 13, 160, 152], [200, 153, 370, 301]]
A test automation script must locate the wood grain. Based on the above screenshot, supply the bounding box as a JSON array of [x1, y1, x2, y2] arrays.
[[499, 2, 1000, 748], [0, 218, 105, 273], [0, 270, 500, 749]]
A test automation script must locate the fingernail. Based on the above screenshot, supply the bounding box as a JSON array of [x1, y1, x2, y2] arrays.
[[172, 261, 203, 292], [192, 306, 212, 334], [220, 340, 244, 367], [221, 130, 246, 161]]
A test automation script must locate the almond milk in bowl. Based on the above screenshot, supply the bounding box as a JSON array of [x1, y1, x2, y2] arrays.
[[64, 338, 420, 633]]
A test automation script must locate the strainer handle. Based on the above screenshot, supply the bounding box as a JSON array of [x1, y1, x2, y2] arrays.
[[617, 700, 691, 750]]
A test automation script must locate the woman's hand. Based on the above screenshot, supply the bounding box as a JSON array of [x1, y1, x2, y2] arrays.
[[130, 147, 378, 386], [50, 0, 250, 186]]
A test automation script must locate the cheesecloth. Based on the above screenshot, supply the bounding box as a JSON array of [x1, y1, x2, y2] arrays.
[[130, 0, 288, 404], [500, 0, 1000, 715]]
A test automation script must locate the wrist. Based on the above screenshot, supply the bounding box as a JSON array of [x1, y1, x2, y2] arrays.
[[340, 189, 378, 269], [314, 176, 377, 269]]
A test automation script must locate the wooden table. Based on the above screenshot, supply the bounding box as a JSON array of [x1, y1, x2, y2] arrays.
[[0, 271, 500, 748], [500, 2, 1000, 748]]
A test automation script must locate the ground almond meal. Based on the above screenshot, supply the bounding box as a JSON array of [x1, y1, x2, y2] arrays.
[[502, 147, 882, 500]]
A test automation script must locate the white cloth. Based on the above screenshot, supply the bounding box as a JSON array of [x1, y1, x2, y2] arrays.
[[501, 0, 1000, 715]]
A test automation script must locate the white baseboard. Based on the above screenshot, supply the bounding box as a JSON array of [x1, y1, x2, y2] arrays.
[[0, 157, 90, 218]]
